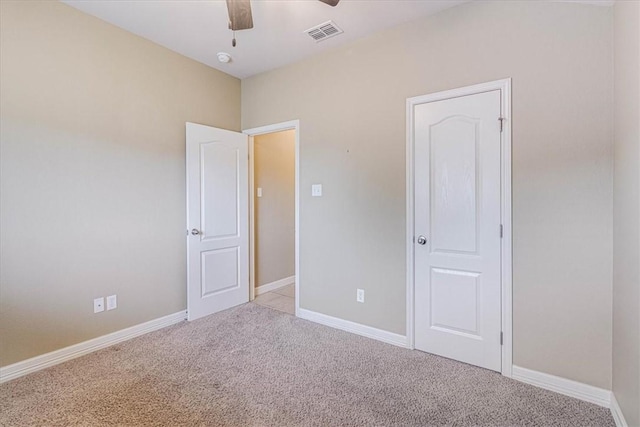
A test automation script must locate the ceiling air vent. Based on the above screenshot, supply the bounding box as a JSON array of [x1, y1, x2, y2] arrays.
[[304, 20, 343, 42]]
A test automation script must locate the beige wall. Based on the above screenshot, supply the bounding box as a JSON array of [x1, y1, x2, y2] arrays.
[[242, 1, 613, 388], [612, 1, 640, 425], [254, 131, 295, 286], [0, 1, 240, 366]]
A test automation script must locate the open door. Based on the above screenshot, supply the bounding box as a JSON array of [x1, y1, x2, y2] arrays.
[[186, 122, 249, 321]]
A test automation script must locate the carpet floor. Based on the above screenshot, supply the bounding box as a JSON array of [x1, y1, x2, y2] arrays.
[[0, 303, 614, 426]]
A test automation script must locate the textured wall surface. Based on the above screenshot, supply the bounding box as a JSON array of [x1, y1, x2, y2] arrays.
[[0, 0, 240, 366], [242, 1, 613, 388], [612, 1, 640, 425]]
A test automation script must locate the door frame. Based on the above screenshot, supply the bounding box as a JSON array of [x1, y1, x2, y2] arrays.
[[405, 79, 512, 377], [243, 120, 300, 316]]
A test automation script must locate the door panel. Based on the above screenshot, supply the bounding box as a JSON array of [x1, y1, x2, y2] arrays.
[[187, 122, 248, 321], [201, 143, 240, 239], [430, 116, 479, 255], [201, 247, 239, 296], [431, 268, 480, 336], [414, 90, 502, 372]]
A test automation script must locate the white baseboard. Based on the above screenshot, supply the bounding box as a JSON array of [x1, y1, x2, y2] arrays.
[[512, 365, 611, 408], [297, 308, 408, 348], [610, 393, 629, 427], [255, 275, 295, 296], [0, 310, 187, 384]]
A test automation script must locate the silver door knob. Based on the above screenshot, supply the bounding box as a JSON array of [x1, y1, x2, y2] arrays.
[[417, 235, 427, 245], [191, 229, 201, 235]]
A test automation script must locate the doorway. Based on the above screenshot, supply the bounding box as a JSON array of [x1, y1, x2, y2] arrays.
[[245, 121, 300, 316], [185, 120, 299, 321], [406, 80, 512, 375], [249, 130, 296, 314]]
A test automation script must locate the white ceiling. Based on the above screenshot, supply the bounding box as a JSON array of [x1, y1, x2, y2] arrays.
[[62, 0, 469, 79]]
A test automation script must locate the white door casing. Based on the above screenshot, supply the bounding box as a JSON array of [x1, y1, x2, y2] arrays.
[[186, 122, 249, 321], [409, 82, 511, 373]]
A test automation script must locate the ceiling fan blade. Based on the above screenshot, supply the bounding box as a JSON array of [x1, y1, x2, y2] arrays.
[[226, 0, 253, 31], [318, 0, 340, 6]]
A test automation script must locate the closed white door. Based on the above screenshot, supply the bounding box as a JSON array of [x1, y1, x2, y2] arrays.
[[186, 122, 249, 321], [413, 90, 502, 371]]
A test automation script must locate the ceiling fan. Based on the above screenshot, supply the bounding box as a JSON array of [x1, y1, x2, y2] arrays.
[[226, 0, 340, 46]]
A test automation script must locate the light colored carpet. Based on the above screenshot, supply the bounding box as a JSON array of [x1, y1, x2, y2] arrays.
[[0, 303, 614, 426]]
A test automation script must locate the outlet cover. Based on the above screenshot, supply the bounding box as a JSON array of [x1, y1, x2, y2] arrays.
[[312, 184, 322, 197], [356, 289, 365, 303], [93, 297, 104, 313], [106, 294, 117, 310]]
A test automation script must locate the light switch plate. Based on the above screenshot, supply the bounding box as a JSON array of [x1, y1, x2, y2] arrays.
[[106, 294, 117, 311], [257, 187, 263, 198], [312, 184, 322, 197]]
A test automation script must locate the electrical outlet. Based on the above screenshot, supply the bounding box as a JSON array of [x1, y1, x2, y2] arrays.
[[257, 187, 263, 198], [106, 294, 117, 311], [311, 184, 322, 197], [93, 297, 104, 313], [356, 289, 365, 303]]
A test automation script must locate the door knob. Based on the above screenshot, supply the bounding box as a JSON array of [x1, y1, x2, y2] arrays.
[[417, 235, 427, 245], [191, 229, 201, 235]]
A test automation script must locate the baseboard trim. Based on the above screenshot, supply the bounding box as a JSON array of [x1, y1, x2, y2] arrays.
[[297, 308, 408, 348], [255, 275, 295, 296], [0, 310, 187, 384], [511, 365, 611, 408], [610, 393, 629, 427]]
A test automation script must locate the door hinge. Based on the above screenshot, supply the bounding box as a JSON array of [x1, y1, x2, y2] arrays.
[[498, 117, 505, 133], [500, 224, 503, 238], [500, 331, 504, 345]]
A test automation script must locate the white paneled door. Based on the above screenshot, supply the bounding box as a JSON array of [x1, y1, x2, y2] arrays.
[[186, 123, 249, 321], [413, 90, 503, 372]]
